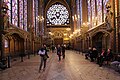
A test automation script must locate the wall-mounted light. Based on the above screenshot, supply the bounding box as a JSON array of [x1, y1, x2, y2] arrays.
[[64, 33, 67, 36], [72, 16, 74, 21], [36, 16, 44, 22], [66, 28, 71, 31]]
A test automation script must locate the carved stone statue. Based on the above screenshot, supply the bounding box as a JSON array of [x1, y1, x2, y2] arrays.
[[2, 2, 9, 30], [105, 2, 113, 29]]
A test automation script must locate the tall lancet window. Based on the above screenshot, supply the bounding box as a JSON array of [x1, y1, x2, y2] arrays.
[[88, 0, 92, 28], [12, 0, 18, 27], [91, 0, 96, 27], [35, 0, 39, 35], [32, 0, 39, 35], [33, 0, 35, 32], [24, 0, 27, 31], [97, 0, 102, 24], [19, 0, 24, 29], [79, 0, 82, 27], [76, 0, 80, 29]]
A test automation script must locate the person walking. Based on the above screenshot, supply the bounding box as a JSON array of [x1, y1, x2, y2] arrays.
[[57, 44, 62, 61], [51, 45, 55, 53], [38, 45, 49, 72], [61, 44, 66, 59]]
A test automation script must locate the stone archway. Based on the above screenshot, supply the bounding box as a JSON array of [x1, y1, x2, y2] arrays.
[[4, 33, 24, 57], [92, 32, 104, 53], [92, 32, 110, 53]]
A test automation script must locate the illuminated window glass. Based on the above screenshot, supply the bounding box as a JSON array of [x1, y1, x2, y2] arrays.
[[47, 3, 69, 25], [4, 0, 11, 23], [19, 0, 23, 29], [76, 0, 79, 29], [76, 0, 82, 28], [103, 0, 109, 21], [97, 0, 102, 24], [4, 0, 28, 31], [33, 0, 35, 32], [91, 0, 95, 27], [41, 10, 44, 35], [115, 0, 118, 17], [88, 0, 91, 28], [35, 0, 39, 35], [79, 0, 82, 26], [24, 0, 27, 31], [12, 0, 18, 27]]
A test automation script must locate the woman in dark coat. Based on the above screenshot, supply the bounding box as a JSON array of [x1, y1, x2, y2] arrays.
[[92, 48, 98, 61], [57, 44, 62, 61]]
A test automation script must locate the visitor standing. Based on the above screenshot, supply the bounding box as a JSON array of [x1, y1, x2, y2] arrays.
[[57, 44, 61, 61]]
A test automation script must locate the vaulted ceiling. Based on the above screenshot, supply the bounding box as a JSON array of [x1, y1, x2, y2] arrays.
[[44, 0, 74, 9]]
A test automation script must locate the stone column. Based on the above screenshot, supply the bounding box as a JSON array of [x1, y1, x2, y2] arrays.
[[28, 0, 34, 54], [82, 0, 88, 24], [115, 17, 119, 53], [0, 0, 4, 60]]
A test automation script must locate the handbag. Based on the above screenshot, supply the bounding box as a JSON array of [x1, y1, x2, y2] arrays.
[[43, 55, 48, 60]]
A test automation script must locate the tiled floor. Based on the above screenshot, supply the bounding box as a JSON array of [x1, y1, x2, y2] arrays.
[[0, 50, 120, 80]]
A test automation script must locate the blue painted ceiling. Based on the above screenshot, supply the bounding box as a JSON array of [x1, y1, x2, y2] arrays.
[[44, 0, 71, 8]]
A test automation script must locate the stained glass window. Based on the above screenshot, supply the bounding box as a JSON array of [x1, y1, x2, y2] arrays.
[[115, 0, 118, 33], [103, 0, 109, 21], [47, 3, 69, 25], [4, 0, 28, 31], [19, 0, 23, 29], [88, 0, 91, 28], [79, 0, 82, 27], [91, 0, 96, 27], [33, 0, 35, 32], [97, 0, 102, 24], [35, 0, 39, 35], [12, 0, 18, 27], [4, 0, 11, 23], [115, 0, 118, 17], [76, 0, 81, 29], [24, 0, 27, 31]]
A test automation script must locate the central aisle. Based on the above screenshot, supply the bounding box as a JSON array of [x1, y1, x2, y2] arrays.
[[37, 50, 120, 80]]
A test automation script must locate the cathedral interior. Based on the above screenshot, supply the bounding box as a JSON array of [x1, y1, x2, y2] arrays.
[[0, 0, 120, 80]]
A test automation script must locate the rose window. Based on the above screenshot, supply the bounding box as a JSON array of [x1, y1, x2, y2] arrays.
[[47, 3, 69, 25]]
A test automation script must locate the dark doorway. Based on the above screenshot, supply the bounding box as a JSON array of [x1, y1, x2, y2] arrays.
[[92, 32, 104, 53], [54, 38, 63, 46]]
